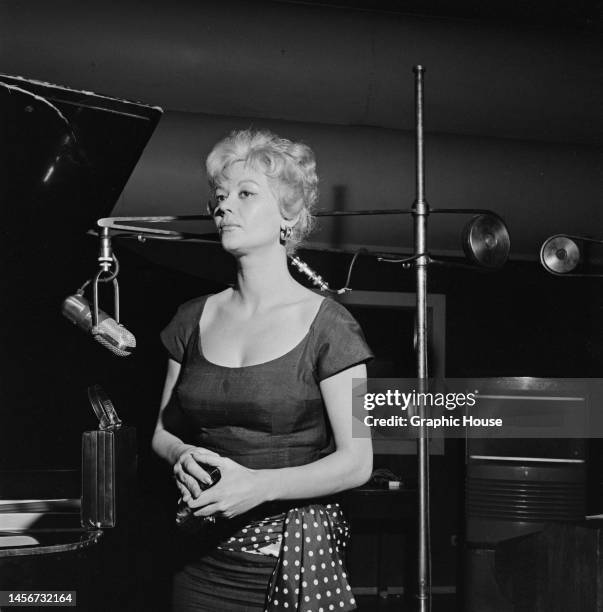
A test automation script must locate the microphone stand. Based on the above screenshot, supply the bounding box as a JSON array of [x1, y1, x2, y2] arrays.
[[413, 65, 430, 612]]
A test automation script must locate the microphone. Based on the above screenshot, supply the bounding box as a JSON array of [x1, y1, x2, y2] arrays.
[[62, 293, 136, 357]]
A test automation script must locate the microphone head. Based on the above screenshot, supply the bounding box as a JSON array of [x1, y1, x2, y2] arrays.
[[92, 318, 136, 357]]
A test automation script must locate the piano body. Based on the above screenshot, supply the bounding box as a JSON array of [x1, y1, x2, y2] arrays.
[[0, 75, 162, 611]]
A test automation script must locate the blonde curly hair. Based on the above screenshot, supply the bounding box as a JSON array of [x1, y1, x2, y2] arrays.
[[206, 129, 318, 253]]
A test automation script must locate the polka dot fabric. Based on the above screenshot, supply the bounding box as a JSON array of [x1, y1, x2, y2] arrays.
[[266, 504, 356, 611], [218, 513, 284, 557], [216, 503, 355, 611]]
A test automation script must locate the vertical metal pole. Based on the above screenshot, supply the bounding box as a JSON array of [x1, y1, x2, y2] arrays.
[[413, 64, 430, 612]]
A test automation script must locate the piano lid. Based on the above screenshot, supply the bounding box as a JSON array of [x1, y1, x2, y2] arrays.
[[1, 74, 162, 221], [0, 75, 162, 470]]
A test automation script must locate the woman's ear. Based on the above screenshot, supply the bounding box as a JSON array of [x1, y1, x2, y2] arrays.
[[279, 208, 301, 244], [282, 206, 302, 229]]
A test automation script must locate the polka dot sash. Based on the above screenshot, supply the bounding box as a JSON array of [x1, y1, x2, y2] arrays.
[[266, 504, 356, 611], [219, 503, 357, 611], [218, 512, 285, 556]]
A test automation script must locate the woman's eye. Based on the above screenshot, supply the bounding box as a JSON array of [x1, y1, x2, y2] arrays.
[[215, 194, 226, 203], [240, 190, 254, 199]]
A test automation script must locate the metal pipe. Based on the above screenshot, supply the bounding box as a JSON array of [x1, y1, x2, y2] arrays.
[[413, 64, 430, 612], [96, 207, 500, 233]]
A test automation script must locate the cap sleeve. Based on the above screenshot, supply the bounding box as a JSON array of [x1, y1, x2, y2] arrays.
[[315, 300, 373, 381], [160, 296, 208, 363]]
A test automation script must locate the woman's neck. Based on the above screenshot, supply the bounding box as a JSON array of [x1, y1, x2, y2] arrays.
[[232, 248, 299, 311]]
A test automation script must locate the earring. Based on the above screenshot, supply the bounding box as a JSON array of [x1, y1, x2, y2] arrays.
[[280, 226, 293, 241]]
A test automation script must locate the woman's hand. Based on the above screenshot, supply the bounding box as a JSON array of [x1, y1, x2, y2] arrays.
[[185, 454, 270, 520], [173, 445, 220, 502]]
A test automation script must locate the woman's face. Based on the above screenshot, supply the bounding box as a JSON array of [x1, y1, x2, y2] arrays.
[[211, 160, 284, 256]]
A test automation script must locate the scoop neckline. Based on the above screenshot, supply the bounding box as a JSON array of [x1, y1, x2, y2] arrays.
[[197, 296, 328, 370]]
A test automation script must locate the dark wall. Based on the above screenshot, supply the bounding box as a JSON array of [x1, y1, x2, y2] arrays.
[[2, 0, 600, 143]]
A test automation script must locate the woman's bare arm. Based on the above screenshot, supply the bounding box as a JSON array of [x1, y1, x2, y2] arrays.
[[152, 358, 218, 499], [267, 362, 373, 497]]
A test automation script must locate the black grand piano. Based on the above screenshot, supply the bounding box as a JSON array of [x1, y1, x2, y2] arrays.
[[0, 75, 162, 611]]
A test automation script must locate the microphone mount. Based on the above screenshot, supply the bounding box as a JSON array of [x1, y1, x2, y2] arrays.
[[98, 227, 114, 273], [93, 206, 510, 298], [92, 228, 122, 328]]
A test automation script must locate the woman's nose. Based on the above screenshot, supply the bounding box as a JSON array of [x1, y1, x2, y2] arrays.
[[215, 193, 236, 214]]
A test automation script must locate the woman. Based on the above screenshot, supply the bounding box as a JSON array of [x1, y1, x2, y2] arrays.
[[152, 129, 373, 612]]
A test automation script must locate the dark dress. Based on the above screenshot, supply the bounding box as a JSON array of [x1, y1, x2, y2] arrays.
[[160, 295, 373, 612]]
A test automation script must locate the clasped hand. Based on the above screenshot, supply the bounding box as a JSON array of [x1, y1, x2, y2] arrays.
[[173, 448, 269, 520]]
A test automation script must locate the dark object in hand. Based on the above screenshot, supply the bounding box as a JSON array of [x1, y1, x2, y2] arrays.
[[175, 464, 221, 531]]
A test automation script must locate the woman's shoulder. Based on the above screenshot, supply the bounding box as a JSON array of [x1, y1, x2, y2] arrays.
[[310, 295, 367, 343], [310, 296, 374, 380], [172, 294, 213, 320], [161, 294, 215, 362], [170, 288, 236, 327], [313, 296, 357, 326]]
